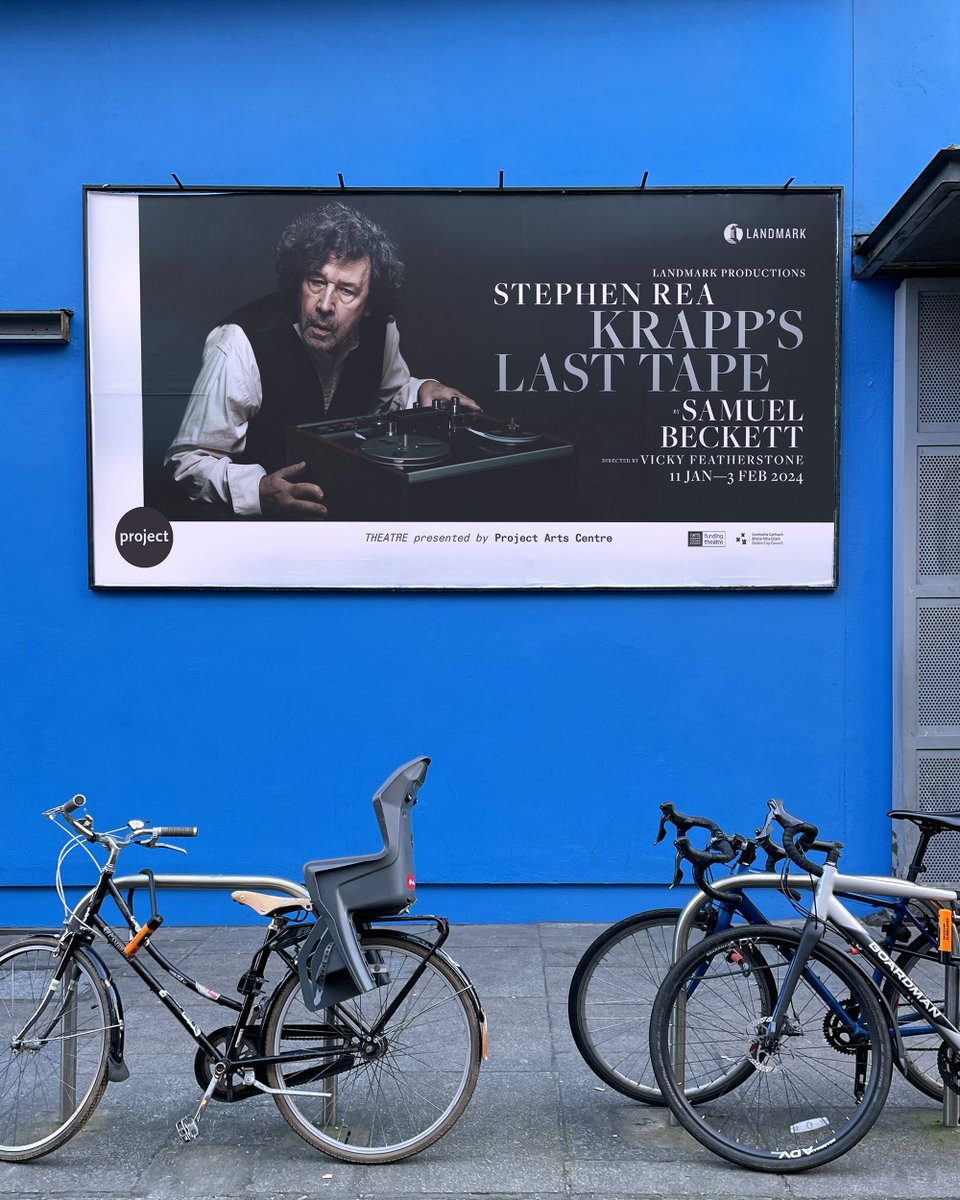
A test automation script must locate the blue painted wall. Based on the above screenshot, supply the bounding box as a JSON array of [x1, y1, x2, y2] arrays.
[[1, 0, 953, 924]]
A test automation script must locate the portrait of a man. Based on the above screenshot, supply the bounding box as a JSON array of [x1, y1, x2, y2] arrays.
[[163, 202, 477, 518]]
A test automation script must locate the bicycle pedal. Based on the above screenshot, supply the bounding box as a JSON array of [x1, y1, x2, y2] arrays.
[[175, 1117, 200, 1143]]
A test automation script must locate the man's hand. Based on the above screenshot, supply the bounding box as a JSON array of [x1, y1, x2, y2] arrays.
[[416, 380, 482, 412], [259, 462, 327, 518]]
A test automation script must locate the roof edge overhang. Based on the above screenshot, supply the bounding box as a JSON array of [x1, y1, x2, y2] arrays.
[[853, 147, 960, 279]]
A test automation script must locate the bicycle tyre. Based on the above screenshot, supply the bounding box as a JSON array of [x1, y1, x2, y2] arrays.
[[568, 905, 737, 1104], [0, 936, 111, 1162], [883, 933, 945, 1102], [262, 931, 481, 1162], [649, 923, 893, 1173]]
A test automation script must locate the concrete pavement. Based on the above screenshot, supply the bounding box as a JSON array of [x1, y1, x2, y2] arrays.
[[0, 922, 958, 1200]]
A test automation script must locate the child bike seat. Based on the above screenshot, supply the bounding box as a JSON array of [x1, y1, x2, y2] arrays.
[[297, 756, 428, 1011]]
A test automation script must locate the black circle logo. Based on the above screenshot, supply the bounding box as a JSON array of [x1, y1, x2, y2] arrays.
[[115, 508, 174, 568]]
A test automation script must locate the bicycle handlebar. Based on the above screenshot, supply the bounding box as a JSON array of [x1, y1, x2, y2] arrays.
[[677, 834, 748, 902], [658, 802, 761, 901], [43, 795, 198, 847], [655, 801, 724, 845], [674, 835, 737, 870], [766, 798, 843, 876]]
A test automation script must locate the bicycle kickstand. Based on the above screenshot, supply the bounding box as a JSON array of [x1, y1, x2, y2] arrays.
[[175, 1066, 222, 1143]]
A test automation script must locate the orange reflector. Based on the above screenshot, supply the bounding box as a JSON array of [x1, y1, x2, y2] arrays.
[[939, 909, 954, 953], [480, 1007, 489, 1061]]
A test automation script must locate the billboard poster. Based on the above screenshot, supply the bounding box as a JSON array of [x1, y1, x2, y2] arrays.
[[85, 187, 840, 589]]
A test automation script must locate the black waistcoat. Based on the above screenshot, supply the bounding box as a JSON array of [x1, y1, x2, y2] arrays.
[[225, 292, 387, 474]]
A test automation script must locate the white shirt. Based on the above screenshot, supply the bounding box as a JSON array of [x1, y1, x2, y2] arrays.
[[165, 320, 427, 515]]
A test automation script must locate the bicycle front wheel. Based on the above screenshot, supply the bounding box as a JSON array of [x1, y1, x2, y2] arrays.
[[263, 932, 481, 1162], [649, 924, 893, 1173], [0, 936, 111, 1161], [568, 906, 730, 1103]]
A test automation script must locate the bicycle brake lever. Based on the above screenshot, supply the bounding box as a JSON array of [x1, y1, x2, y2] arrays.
[[152, 841, 187, 854], [655, 811, 669, 845], [670, 849, 684, 889]]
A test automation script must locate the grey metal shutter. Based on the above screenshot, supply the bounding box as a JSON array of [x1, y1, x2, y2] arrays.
[[895, 282, 960, 879]]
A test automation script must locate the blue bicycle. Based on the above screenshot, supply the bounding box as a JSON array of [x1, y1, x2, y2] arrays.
[[567, 801, 946, 1103]]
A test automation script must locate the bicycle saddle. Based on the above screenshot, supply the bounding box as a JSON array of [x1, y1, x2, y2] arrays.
[[888, 808, 960, 833], [297, 756, 428, 1011]]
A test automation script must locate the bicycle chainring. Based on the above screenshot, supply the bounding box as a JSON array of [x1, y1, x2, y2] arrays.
[[193, 1026, 261, 1102], [938, 1044, 960, 1095], [822, 998, 862, 1054]]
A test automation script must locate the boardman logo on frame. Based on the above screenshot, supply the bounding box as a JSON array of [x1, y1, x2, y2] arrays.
[[723, 223, 807, 245]]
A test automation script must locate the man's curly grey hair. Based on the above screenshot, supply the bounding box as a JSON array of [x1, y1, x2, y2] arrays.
[[276, 202, 405, 316]]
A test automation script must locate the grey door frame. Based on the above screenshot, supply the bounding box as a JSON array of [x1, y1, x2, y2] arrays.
[[894, 277, 960, 878]]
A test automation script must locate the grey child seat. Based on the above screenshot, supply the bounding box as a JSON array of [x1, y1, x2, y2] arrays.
[[297, 756, 428, 1011]]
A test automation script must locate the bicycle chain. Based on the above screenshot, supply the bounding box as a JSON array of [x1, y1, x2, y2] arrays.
[[938, 1045, 960, 1095]]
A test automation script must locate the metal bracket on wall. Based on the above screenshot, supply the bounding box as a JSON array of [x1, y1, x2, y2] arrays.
[[0, 310, 72, 344]]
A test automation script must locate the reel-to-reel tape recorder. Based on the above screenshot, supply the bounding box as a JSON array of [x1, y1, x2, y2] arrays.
[[287, 401, 576, 521]]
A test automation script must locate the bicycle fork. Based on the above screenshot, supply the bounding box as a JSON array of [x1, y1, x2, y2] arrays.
[[754, 919, 872, 1099]]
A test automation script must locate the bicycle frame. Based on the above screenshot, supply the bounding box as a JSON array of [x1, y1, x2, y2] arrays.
[[770, 865, 960, 1049], [18, 866, 459, 1102]]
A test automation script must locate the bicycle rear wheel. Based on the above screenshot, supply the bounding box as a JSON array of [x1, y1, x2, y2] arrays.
[[884, 934, 945, 1101], [649, 924, 893, 1173], [0, 937, 111, 1161], [263, 931, 481, 1162], [568, 906, 737, 1103]]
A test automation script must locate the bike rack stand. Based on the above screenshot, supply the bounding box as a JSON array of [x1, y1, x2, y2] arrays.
[[945, 958, 959, 1127], [78, 873, 312, 910], [669, 872, 960, 1131]]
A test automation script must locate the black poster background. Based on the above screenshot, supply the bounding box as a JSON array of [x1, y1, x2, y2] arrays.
[[139, 190, 839, 524]]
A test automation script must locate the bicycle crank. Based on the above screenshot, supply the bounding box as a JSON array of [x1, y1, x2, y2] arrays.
[[193, 1027, 261, 1101]]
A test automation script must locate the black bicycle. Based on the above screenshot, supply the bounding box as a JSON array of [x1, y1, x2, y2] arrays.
[[0, 757, 486, 1164]]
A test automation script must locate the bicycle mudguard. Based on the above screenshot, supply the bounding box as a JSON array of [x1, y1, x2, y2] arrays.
[[298, 757, 427, 1011], [81, 943, 130, 1082], [864, 975, 909, 1077]]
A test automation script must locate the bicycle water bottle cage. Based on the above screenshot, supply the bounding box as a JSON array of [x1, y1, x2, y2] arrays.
[[298, 756, 428, 1012]]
